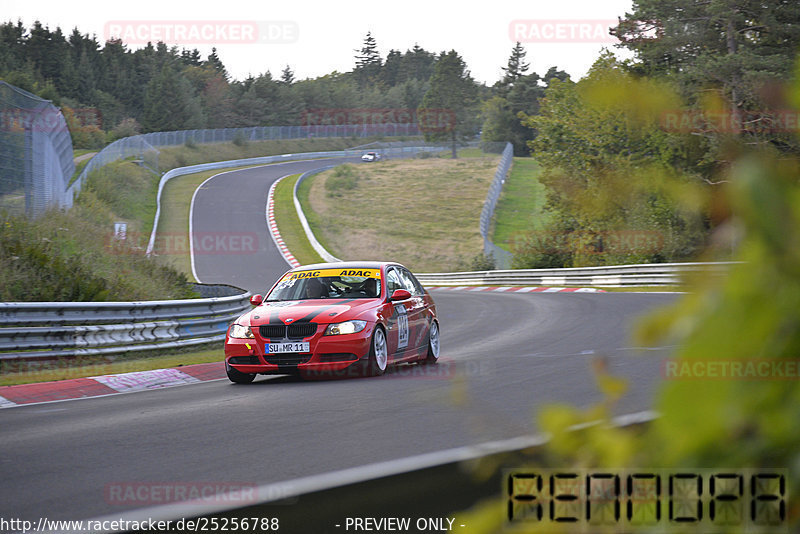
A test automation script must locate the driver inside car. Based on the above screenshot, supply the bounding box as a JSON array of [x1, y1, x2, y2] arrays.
[[304, 278, 327, 299]]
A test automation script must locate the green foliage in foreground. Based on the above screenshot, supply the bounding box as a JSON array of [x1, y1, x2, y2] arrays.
[[455, 72, 800, 533], [516, 54, 709, 268]]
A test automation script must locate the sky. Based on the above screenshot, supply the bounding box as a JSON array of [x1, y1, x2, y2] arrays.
[[6, 0, 635, 85]]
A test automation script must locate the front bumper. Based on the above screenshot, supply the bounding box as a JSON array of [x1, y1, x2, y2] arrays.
[[224, 324, 373, 376]]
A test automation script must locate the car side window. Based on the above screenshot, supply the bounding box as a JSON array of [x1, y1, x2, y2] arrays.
[[407, 270, 426, 295], [386, 269, 404, 296], [398, 268, 423, 296]]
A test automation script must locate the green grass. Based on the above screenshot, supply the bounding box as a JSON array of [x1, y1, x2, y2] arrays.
[[451, 147, 487, 158], [273, 174, 325, 266], [296, 170, 340, 257], [83, 159, 160, 239], [491, 158, 549, 251]]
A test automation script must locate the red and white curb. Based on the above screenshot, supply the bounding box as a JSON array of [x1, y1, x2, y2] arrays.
[[266, 176, 301, 268], [0, 362, 226, 408], [427, 286, 605, 293]]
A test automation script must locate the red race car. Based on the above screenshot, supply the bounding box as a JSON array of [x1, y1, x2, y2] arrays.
[[224, 261, 440, 383]]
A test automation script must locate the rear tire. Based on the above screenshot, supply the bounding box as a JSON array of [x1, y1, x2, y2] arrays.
[[366, 326, 388, 376], [226, 361, 256, 384], [422, 320, 440, 365]]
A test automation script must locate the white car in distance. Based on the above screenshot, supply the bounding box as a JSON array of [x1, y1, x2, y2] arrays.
[[360, 151, 381, 162]]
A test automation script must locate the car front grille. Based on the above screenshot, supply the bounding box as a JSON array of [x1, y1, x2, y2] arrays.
[[288, 323, 317, 339], [259, 325, 286, 338], [263, 353, 313, 366], [259, 323, 317, 340]]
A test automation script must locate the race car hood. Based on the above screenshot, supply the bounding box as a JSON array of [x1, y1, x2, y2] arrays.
[[242, 299, 378, 326]]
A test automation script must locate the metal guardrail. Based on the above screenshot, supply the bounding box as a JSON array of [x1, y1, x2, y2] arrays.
[[0, 284, 251, 361], [415, 262, 736, 287]]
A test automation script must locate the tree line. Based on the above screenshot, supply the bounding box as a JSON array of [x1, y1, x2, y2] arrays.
[[0, 22, 573, 154]]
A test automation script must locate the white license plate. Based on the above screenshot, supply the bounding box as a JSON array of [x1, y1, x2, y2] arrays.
[[267, 342, 310, 354]]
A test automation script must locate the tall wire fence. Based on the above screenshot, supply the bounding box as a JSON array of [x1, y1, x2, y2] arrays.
[[479, 142, 514, 269], [0, 81, 75, 217]]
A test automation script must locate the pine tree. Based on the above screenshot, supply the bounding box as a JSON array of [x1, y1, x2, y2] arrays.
[[401, 44, 435, 81], [58, 48, 79, 99], [419, 50, 479, 158], [204, 47, 228, 80], [353, 32, 382, 89], [75, 49, 96, 102], [142, 65, 205, 131], [280, 65, 295, 85], [180, 48, 202, 66], [500, 42, 530, 87]]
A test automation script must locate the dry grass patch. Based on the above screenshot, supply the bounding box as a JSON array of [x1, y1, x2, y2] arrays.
[[306, 156, 500, 272]]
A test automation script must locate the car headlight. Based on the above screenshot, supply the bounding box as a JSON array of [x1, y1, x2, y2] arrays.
[[229, 323, 255, 339], [325, 320, 367, 336]]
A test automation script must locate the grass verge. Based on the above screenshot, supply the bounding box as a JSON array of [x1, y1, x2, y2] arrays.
[[274, 174, 325, 266], [491, 157, 549, 251]]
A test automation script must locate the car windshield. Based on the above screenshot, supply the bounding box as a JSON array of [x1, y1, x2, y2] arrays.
[[266, 268, 382, 301]]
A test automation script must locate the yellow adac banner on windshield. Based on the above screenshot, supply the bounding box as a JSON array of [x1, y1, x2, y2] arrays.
[[281, 268, 381, 281]]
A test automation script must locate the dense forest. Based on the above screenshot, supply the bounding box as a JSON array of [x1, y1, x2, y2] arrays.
[[0, 22, 575, 153]]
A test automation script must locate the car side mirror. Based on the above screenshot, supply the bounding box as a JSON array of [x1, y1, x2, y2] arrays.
[[250, 294, 263, 306], [389, 289, 411, 301]]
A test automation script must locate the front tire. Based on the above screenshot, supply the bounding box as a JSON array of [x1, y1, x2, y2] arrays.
[[226, 361, 256, 384], [422, 320, 440, 365], [366, 326, 388, 376]]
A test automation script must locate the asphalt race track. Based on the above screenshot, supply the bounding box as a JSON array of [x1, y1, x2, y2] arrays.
[[0, 160, 678, 524]]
